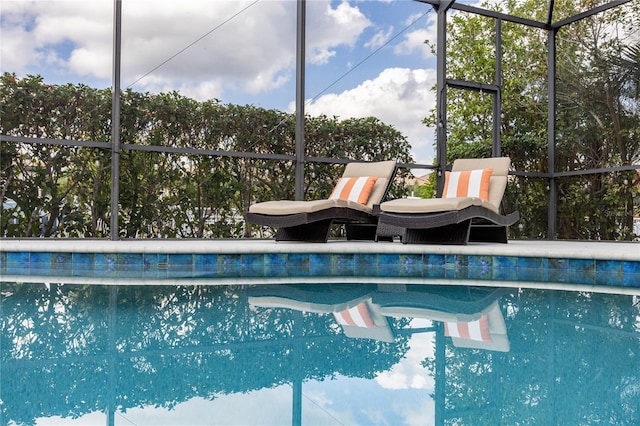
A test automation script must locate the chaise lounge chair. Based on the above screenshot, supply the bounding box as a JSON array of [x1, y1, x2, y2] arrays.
[[246, 160, 397, 242], [376, 157, 519, 245]]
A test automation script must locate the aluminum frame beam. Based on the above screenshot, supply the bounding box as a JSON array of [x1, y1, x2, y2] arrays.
[[294, 0, 306, 201], [110, 0, 122, 240], [552, 0, 633, 29], [415, 0, 633, 30], [434, 1, 451, 195], [415, 0, 547, 29], [547, 28, 558, 239], [493, 18, 502, 157]]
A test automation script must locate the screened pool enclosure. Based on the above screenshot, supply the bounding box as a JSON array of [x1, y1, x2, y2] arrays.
[[0, 0, 638, 241]]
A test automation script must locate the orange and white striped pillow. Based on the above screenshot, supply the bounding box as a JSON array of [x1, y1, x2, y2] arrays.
[[444, 315, 492, 342], [443, 168, 493, 201], [334, 303, 376, 328], [329, 176, 378, 204]]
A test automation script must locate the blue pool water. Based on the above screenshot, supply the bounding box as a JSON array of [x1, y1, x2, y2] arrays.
[[1, 281, 639, 425]]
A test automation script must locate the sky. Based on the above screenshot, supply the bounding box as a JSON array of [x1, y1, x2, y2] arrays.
[[0, 0, 446, 166]]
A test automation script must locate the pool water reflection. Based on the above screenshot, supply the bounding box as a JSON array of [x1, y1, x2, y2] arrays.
[[1, 282, 639, 425]]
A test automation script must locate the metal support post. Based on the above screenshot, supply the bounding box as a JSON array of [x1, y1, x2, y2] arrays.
[[435, 2, 453, 196], [547, 28, 557, 239], [493, 19, 502, 157], [294, 0, 306, 200], [110, 0, 122, 240]]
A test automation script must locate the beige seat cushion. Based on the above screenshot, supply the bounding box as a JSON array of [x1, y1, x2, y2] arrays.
[[249, 160, 396, 215], [379, 157, 510, 214], [249, 199, 373, 215], [379, 196, 498, 214]]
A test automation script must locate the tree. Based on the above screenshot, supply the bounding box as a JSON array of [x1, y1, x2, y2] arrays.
[[423, 0, 640, 240], [554, 1, 640, 239], [0, 74, 112, 237], [1, 73, 414, 238]]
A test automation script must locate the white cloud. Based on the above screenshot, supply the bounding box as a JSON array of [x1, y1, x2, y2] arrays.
[[365, 26, 394, 50], [327, 0, 368, 27], [35, 387, 295, 425], [68, 48, 111, 78], [403, 399, 437, 426], [307, 47, 337, 66], [119, 0, 296, 93], [138, 74, 227, 103], [306, 0, 372, 65], [301, 67, 438, 164], [0, 1, 109, 74], [0, 0, 372, 98], [394, 12, 437, 58]]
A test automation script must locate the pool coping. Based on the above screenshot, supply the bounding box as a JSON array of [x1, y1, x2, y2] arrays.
[[1, 238, 639, 259]]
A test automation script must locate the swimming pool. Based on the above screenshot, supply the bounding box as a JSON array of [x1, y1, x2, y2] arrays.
[[1, 281, 639, 425], [1, 239, 639, 424]]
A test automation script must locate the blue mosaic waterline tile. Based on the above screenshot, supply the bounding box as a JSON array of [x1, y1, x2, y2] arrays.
[[309, 254, 331, 277], [331, 254, 355, 277], [398, 254, 422, 278], [377, 254, 401, 278], [624, 260, 640, 275], [467, 256, 493, 280], [1, 250, 639, 290], [623, 274, 640, 287], [546, 258, 568, 283]]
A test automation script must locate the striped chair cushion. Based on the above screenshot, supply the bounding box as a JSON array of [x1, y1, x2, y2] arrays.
[[443, 168, 493, 201], [334, 302, 376, 328], [329, 176, 378, 205], [444, 315, 492, 342]]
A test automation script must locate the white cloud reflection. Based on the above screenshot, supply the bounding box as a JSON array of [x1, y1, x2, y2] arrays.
[[375, 319, 436, 390]]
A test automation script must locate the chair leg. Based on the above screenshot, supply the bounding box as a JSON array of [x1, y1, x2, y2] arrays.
[[345, 223, 377, 240], [375, 222, 406, 242], [275, 220, 333, 243], [403, 220, 472, 245], [469, 225, 508, 243]]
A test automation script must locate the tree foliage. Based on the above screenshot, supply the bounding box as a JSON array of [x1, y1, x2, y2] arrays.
[[0, 73, 414, 238], [424, 0, 639, 240]]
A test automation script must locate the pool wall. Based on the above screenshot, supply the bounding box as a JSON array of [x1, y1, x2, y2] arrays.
[[1, 239, 639, 292]]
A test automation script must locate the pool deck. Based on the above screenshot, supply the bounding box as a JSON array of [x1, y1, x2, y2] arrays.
[[1, 239, 639, 294]]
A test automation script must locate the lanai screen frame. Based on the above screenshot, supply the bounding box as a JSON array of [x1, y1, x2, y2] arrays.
[[0, 0, 635, 240], [418, 0, 636, 239]]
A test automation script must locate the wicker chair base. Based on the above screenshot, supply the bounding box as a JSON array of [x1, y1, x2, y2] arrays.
[[376, 206, 519, 245]]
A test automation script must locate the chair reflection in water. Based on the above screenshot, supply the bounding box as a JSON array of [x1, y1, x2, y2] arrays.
[[248, 284, 395, 342], [248, 284, 510, 352]]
